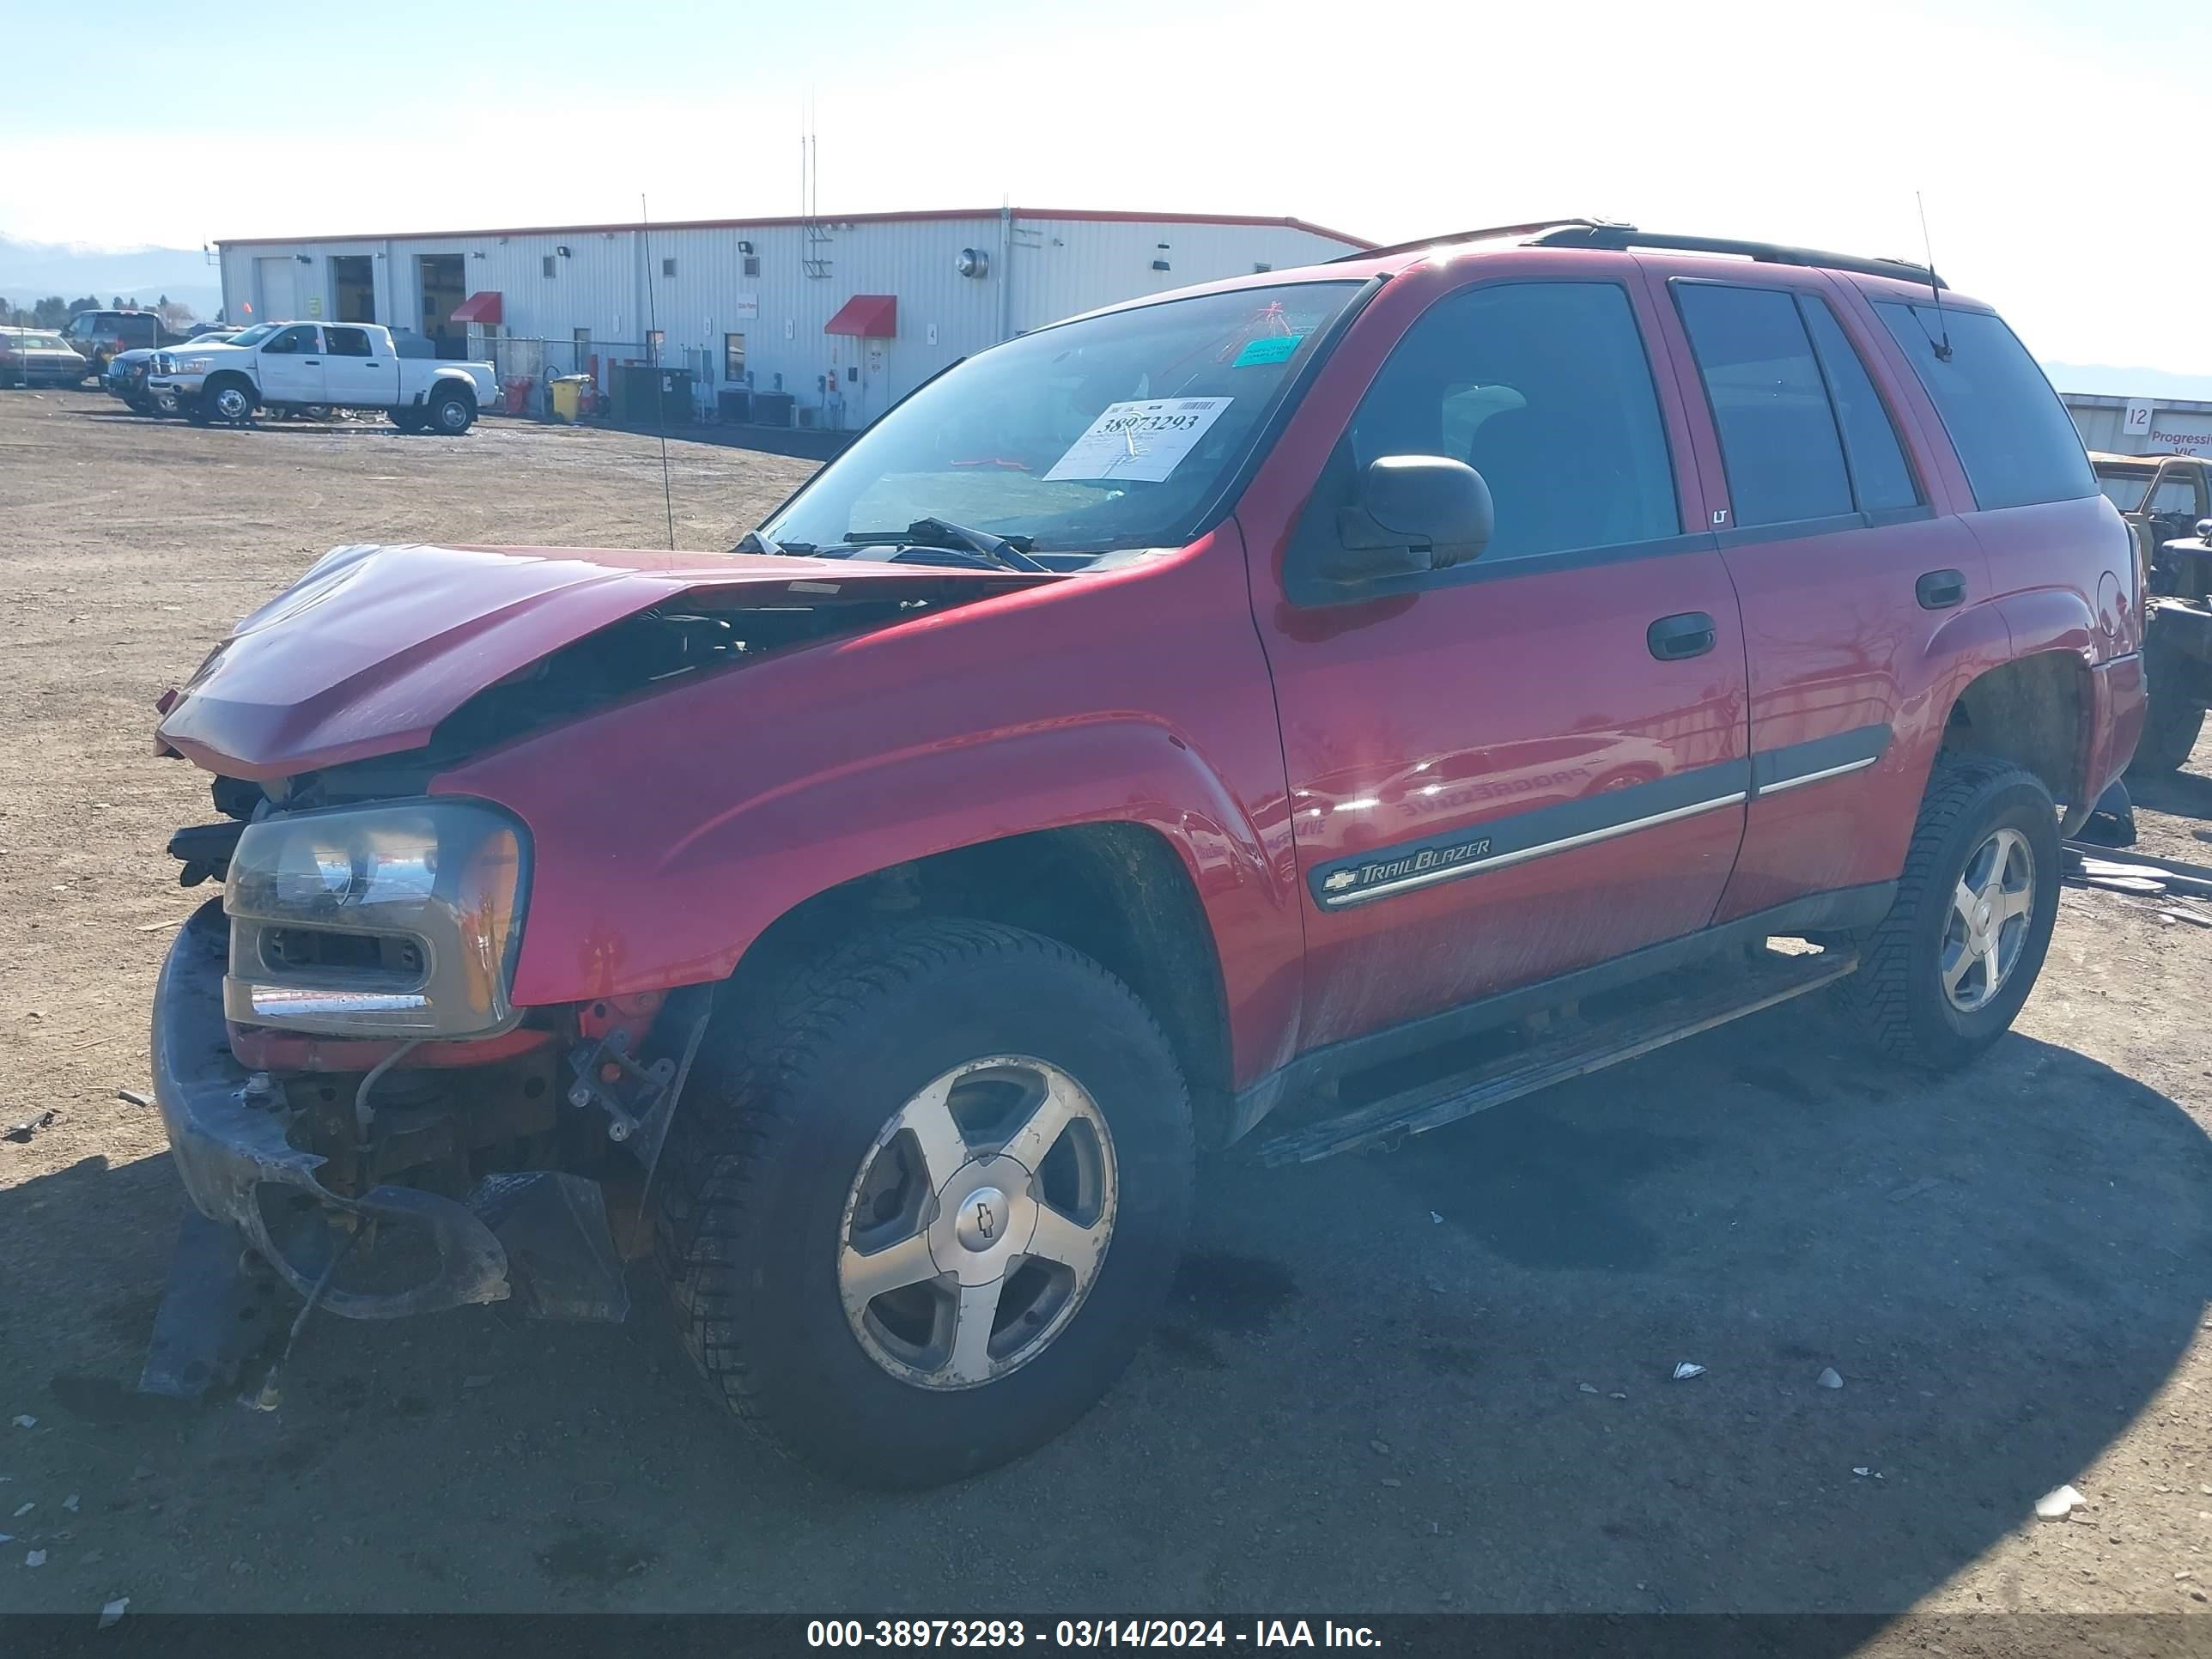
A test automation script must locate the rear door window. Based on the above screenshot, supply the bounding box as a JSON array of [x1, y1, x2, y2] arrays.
[[1336, 281, 1680, 562], [1673, 284, 1854, 527], [1798, 298, 1921, 512], [325, 326, 373, 356], [1872, 302, 2094, 511]]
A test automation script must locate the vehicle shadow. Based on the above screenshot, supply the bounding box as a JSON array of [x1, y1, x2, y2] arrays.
[[1, 1006, 2204, 1625], [58, 408, 401, 435], [2124, 767, 2212, 828]]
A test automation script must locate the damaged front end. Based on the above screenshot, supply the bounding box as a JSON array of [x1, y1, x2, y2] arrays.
[[140, 541, 1042, 1401], [143, 900, 714, 1400]]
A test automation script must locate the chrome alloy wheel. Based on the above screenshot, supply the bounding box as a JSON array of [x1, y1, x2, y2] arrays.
[[211, 385, 252, 422], [838, 1056, 1118, 1390], [1942, 826, 2036, 1013]]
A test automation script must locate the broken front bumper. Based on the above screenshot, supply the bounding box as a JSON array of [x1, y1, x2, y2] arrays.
[[152, 900, 512, 1317], [152, 899, 565, 1322]]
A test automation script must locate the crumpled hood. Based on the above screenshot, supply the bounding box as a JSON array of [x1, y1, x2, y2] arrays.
[[157, 541, 1044, 781]]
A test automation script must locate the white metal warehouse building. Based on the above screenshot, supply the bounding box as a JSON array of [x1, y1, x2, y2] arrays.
[[213, 207, 1370, 428], [2061, 392, 2212, 459]]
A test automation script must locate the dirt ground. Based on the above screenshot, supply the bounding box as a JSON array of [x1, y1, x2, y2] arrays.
[[3, 387, 2210, 1632]]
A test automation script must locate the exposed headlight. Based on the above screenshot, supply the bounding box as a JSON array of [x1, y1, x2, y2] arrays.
[[179, 356, 211, 375], [224, 799, 529, 1038]]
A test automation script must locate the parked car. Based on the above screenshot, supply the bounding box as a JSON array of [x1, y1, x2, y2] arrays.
[[142, 222, 2143, 1488], [2091, 453, 2212, 773], [148, 321, 495, 432], [108, 332, 240, 414], [59, 309, 181, 382], [0, 327, 91, 386]]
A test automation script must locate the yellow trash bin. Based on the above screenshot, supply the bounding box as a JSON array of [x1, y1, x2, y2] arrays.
[[550, 375, 589, 423]]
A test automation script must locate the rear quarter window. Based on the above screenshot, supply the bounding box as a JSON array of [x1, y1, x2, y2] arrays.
[[1872, 302, 2094, 511]]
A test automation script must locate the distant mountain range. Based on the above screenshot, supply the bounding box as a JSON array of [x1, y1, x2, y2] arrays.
[[2043, 362, 2212, 404], [0, 233, 223, 319]]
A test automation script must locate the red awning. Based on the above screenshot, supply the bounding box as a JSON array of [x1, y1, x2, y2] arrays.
[[824, 294, 896, 338], [449, 291, 503, 325]]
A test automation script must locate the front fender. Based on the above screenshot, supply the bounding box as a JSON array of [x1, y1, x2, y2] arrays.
[[437, 534, 1307, 1085], [491, 718, 1292, 1078]]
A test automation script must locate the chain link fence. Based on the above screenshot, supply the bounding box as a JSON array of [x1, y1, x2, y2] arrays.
[[478, 336, 659, 417]]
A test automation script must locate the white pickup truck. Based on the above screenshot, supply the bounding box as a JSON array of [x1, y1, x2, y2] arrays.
[[149, 322, 497, 433]]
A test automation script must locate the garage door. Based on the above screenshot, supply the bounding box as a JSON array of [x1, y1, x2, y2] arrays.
[[255, 257, 299, 324]]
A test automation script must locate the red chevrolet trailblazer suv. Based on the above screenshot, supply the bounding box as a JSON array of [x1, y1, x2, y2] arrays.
[[146, 220, 2143, 1486]]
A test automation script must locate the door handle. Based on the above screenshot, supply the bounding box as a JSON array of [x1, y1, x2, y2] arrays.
[[1647, 611, 1717, 661], [1916, 568, 1966, 610], [302, 359, 321, 366]]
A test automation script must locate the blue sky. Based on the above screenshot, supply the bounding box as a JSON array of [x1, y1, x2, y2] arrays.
[[4, 0, 2204, 374]]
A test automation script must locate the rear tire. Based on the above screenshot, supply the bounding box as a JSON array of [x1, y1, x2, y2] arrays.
[[1842, 756, 2060, 1070], [390, 408, 428, 434], [427, 389, 475, 434], [654, 919, 1194, 1489]]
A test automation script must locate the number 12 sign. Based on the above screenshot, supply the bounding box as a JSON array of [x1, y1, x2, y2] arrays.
[[2125, 400, 2154, 439]]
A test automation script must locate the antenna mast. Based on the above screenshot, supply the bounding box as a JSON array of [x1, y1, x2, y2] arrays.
[[1916, 191, 1953, 363]]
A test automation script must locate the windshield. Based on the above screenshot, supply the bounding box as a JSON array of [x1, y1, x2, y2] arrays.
[[763, 281, 1365, 556], [220, 324, 277, 347], [24, 334, 69, 349]]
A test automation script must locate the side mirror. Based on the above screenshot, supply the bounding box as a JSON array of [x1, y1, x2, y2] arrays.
[[2197, 518, 2212, 542], [1321, 455, 1494, 586]]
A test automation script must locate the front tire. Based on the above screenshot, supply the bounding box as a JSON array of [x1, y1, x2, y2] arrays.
[[205, 380, 255, 425], [1842, 757, 2060, 1070], [655, 920, 1194, 1489]]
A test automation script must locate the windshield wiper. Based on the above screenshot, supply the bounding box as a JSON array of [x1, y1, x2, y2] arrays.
[[847, 517, 1049, 574], [732, 530, 818, 556]]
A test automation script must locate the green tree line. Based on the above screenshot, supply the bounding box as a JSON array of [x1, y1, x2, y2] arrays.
[[1, 295, 197, 329]]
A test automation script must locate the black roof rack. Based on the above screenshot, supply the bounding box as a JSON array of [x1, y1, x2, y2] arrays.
[[1529, 224, 1945, 289], [1326, 217, 1621, 264]]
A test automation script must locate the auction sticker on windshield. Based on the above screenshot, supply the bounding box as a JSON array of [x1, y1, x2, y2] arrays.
[[1044, 397, 1233, 484]]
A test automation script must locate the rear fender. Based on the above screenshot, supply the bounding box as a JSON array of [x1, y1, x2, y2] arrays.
[[1996, 586, 2097, 662], [1916, 599, 2017, 750], [1826, 599, 2015, 885], [1938, 588, 2122, 827]]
